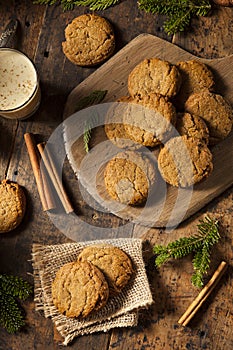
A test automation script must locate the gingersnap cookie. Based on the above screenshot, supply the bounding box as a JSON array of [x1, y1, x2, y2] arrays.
[[158, 136, 213, 187], [175, 60, 215, 108], [123, 93, 176, 147], [0, 179, 26, 233], [176, 112, 209, 144], [62, 14, 115, 66], [78, 244, 133, 294], [104, 96, 138, 149], [104, 150, 157, 205], [128, 58, 181, 98], [185, 90, 233, 144], [52, 260, 109, 318]]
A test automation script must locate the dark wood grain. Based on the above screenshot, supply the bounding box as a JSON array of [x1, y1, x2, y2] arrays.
[[0, 2, 232, 349]]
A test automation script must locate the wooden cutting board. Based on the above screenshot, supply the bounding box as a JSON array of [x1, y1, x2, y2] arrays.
[[63, 34, 233, 228]]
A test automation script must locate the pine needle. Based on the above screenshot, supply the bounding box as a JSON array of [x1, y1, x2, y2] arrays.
[[0, 275, 32, 333], [74, 90, 107, 153], [153, 216, 221, 288]]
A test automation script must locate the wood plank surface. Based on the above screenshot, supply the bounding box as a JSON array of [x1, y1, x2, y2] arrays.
[[0, 2, 232, 350], [63, 34, 233, 228]]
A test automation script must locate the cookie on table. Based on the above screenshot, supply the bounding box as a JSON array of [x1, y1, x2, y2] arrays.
[[78, 244, 133, 294], [176, 112, 209, 144], [52, 261, 109, 318], [104, 96, 138, 149], [158, 136, 213, 187], [185, 90, 233, 144], [104, 151, 157, 205], [62, 14, 115, 66], [175, 60, 215, 109], [128, 58, 181, 98], [0, 179, 26, 233], [123, 93, 176, 147]]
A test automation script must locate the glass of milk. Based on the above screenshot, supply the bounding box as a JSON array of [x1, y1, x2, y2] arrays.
[[0, 48, 41, 120]]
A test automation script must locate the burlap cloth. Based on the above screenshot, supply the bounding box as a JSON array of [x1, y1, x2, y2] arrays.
[[31, 238, 153, 345]]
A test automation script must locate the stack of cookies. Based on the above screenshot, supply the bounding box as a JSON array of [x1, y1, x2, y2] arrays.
[[52, 244, 133, 319], [104, 57, 233, 202]]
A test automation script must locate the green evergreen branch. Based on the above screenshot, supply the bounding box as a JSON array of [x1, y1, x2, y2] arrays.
[[74, 90, 107, 113], [74, 90, 107, 152], [153, 216, 220, 288], [0, 274, 32, 333], [33, 0, 212, 34]]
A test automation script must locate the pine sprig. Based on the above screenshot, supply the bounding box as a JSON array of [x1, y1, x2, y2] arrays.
[[74, 90, 107, 113], [33, 0, 119, 11], [138, 0, 212, 35], [33, 0, 212, 34], [0, 274, 32, 333], [153, 216, 220, 288], [74, 90, 107, 152]]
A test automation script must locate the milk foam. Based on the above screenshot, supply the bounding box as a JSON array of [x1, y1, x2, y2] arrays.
[[0, 49, 37, 111]]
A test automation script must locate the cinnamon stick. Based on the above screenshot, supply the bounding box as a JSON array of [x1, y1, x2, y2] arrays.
[[37, 142, 73, 214], [24, 133, 56, 211], [178, 261, 228, 326]]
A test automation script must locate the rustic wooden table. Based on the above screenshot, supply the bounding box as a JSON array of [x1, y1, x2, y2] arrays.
[[0, 1, 233, 349]]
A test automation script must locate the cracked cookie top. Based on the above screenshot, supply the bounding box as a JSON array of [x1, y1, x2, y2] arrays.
[[175, 60, 215, 109], [185, 90, 233, 144], [128, 58, 182, 98], [78, 244, 133, 294], [176, 112, 209, 145], [0, 179, 26, 233], [158, 135, 213, 187], [122, 93, 176, 147], [62, 14, 115, 66], [52, 260, 109, 318], [104, 150, 157, 205]]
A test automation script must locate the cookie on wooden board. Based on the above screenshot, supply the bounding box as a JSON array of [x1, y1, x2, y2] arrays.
[[78, 244, 133, 294], [176, 112, 209, 144], [128, 58, 181, 98], [52, 261, 109, 318], [158, 136, 213, 187], [0, 179, 26, 233], [104, 96, 138, 149], [62, 14, 115, 66], [175, 60, 215, 109], [104, 150, 157, 205], [185, 90, 233, 144], [123, 93, 176, 147]]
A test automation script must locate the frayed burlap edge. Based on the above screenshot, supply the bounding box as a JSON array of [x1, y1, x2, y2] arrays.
[[32, 238, 153, 345]]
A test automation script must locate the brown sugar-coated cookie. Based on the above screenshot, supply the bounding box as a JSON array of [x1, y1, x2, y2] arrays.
[[104, 151, 157, 205], [52, 261, 109, 318], [78, 244, 133, 294], [185, 90, 233, 144], [0, 179, 26, 233], [123, 93, 176, 147], [158, 136, 213, 187], [128, 58, 181, 98], [62, 14, 115, 66], [176, 112, 209, 145], [175, 60, 215, 109]]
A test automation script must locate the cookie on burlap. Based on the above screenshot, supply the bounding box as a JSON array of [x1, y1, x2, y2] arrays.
[[104, 151, 156, 205], [175, 60, 215, 108], [78, 244, 133, 294], [185, 90, 233, 144], [158, 136, 213, 187], [0, 179, 26, 233], [104, 96, 138, 149], [62, 14, 115, 66], [123, 93, 176, 147], [52, 261, 109, 318], [176, 112, 209, 144], [128, 58, 181, 98]]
